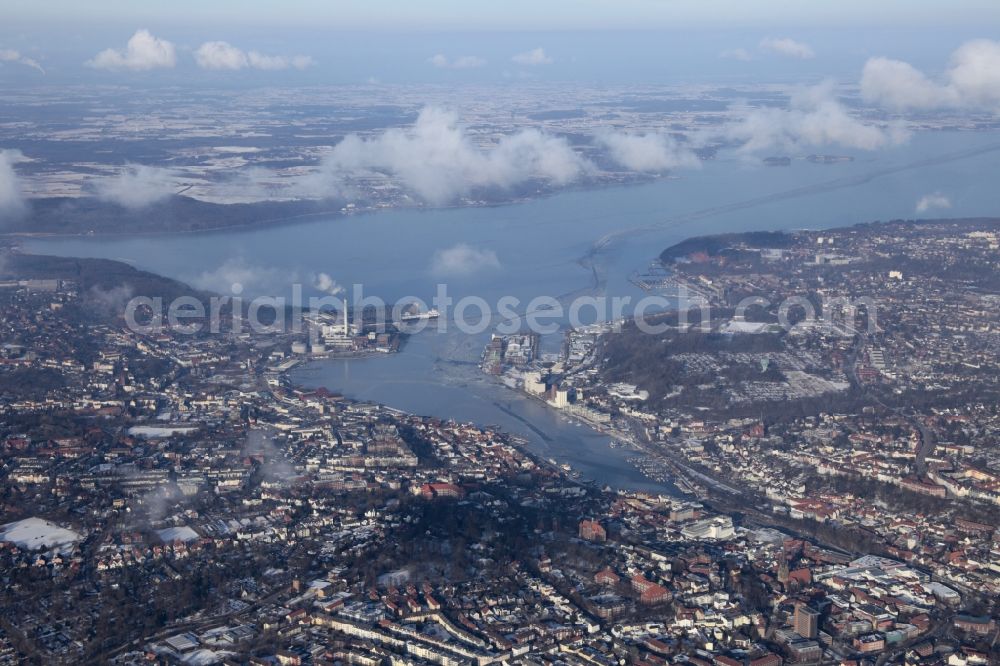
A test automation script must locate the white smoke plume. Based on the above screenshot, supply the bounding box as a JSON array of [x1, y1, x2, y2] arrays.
[[314, 272, 345, 296], [430, 243, 501, 277], [0, 149, 27, 223], [85, 285, 135, 318], [915, 193, 951, 214], [246, 428, 295, 485], [0, 49, 44, 74], [188, 258, 299, 296]]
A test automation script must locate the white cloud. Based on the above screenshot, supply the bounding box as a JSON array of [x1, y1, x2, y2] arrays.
[[0, 49, 44, 74], [860, 57, 942, 110], [915, 192, 951, 213], [311, 107, 591, 204], [722, 81, 908, 153], [195, 41, 314, 71], [0, 149, 27, 222], [200, 166, 292, 203], [94, 164, 177, 209], [719, 48, 753, 62], [247, 52, 314, 71], [597, 131, 700, 172], [759, 37, 815, 60], [948, 40, 1000, 108], [194, 41, 247, 70], [511, 47, 553, 66], [431, 244, 501, 277], [428, 54, 487, 69], [861, 39, 1000, 111], [87, 29, 176, 71]]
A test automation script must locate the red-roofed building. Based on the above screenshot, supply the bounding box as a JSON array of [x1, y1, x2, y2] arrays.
[[787, 568, 812, 586], [579, 519, 606, 542], [643, 637, 671, 655], [420, 483, 464, 500], [715, 656, 742, 666], [594, 567, 620, 586], [631, 575, 670, 604], [954, 615, 996, 635], [749, 653, 782, 666]]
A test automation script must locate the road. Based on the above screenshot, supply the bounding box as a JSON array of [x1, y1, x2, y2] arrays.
[[846, 335, 936, 475], [875, 611, 953, 666], [103, 582, 290, 659]]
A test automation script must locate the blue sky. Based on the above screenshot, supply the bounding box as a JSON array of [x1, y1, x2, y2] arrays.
[[7, 0, 1000, 30]]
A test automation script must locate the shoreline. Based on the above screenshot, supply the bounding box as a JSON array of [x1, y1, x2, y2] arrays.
[[2, 174, 662, 242], [475, 349, 697, 496], [275, 353, 635, 498], [286, 333, 687, 496]]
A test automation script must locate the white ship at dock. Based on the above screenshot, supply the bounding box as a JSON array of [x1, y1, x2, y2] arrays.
[[399, 307, 440, 322]]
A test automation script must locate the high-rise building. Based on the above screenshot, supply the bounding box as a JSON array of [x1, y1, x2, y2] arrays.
[[794, 602, 820, 639]]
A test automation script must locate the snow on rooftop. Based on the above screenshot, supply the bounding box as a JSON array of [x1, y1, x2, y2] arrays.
[[0, 517, 81, 552], [128, 425, 199, 438], [719, 320, 775, 334], [182, 648, 234, 665], [156, 526, 200, 543]]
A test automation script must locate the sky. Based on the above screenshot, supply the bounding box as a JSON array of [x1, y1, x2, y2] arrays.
[[1, 2, 999, 214], [7, 0, 1000, 31], [1, 1, 998, 85]]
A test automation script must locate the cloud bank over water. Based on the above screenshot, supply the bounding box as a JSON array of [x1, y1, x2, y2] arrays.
[[310, 107, 591, 204], [597, 131, 700, 172], [861, 39, 1000, 111], [721, 81, 908, 153]]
